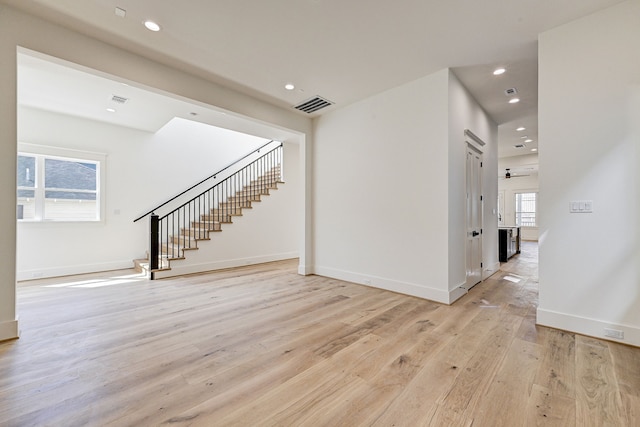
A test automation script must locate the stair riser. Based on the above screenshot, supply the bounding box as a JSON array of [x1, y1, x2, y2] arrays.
[[235, 190, 269, 197], [134, 258, 170, 274], [190, 222, 222, 231], [161, 244, 192, 256], [172, 232, 214, 243], [201, 215, 233, 223], [226, 196, 261, 203], [218, 201, 252, 209], [251, 178, 280, 184]]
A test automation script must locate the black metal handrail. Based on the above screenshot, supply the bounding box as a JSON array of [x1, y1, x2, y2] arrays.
[[139, 142, 283, 276], [133, 139, 277, 223]]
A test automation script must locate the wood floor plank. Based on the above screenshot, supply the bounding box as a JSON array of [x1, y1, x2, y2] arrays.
[[435, 313, 524, 415], [426, 404, 474, 427], [369, 359, 459, 426], [533, 327, 577, 398], [618, 392, 640, 426], [525, 383, 576, 426], [608, 341, 640, 397], [467, 338, 544, 426], [575, 335, 626, 426]]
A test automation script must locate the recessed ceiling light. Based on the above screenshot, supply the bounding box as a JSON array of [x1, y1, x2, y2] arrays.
[[493, 67, 506, 76], [521, 135, 528, 139], [531, 148, 538, 152], [106, 108, 116, 113], [525, 139, 533, 143], [144, 20, 161, 31], [509, 98, 520, 104], [284, 83, 295, 91], [516, 127, 526, 131]]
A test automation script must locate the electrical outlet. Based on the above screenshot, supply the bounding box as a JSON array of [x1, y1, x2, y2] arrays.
[[604, 328, 624, 340]]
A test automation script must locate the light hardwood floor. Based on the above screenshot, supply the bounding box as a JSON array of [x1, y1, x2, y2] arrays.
[[1, 242, 638, 426]]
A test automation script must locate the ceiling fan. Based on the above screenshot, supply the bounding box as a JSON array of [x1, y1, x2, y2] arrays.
[[500, 168, 530, 179]]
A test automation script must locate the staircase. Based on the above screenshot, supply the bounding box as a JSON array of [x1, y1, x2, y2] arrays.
[[134, 142, 283, 279]]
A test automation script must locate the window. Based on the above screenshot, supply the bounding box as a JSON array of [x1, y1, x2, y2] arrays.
[[17, 145, 104, 221], [515, 192, 537, 227]]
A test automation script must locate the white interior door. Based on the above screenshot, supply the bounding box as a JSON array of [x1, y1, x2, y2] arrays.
[[466, 145, 483, 289]]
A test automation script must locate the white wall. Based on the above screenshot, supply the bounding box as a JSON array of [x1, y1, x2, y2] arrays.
[[538, 0, 640, 346], [16, 108, 299, 280], [313, 69, 497, 304], [313, 70, 451, 302], [0, 4, 311, 341]]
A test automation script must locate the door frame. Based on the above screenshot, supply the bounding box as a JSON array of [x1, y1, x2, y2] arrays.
[[464, 129, 485, 290]]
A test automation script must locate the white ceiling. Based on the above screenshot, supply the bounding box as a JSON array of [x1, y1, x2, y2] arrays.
[[4, 0, 625, 163], [17, 52, 302, 143]]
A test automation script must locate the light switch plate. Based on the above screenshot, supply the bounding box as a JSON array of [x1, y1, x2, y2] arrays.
[[570, 200, 593, 213]]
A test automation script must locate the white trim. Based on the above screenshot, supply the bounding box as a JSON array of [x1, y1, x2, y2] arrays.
[[448, 283, 468, 304], [464, 129, 486, 151], [314, 265, 454, 304], [298, 264, 314, 275], [153, 252, 299, 279], [18, 142, 107, 223], [0, 319, 19, 342], [17, 260, 134, 281], [19, 142, 107, 159], [537, 308, 640, 348], [482, 261, 501, 280]]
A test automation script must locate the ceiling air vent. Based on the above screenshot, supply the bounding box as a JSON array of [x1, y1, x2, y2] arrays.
[[294, 96, 333, 114], [111, 95, 129, 104], [504, 88, 518, 96], [514, 143, 526, 148]]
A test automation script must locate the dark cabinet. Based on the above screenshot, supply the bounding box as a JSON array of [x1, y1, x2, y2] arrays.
[[499, 227, 520, 262]]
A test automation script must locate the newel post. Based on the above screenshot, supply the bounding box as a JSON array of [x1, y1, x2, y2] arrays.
[[150, 214, 159, 272]]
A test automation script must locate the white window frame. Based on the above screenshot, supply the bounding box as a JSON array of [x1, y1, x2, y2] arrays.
[[515, 191, 537, 227], [18, 143, 106, 222]]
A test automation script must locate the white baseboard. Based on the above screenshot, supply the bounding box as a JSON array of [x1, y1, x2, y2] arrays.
[[314, 266, 453, 304], [154, 252, 298, 279], [17, 260, 135, 281], [537, 308, 640, 348], [0, 319, 19, 341], [483, 262, 501, 280], [448, 284, 468, 304], [298, 264, 314, 275]]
